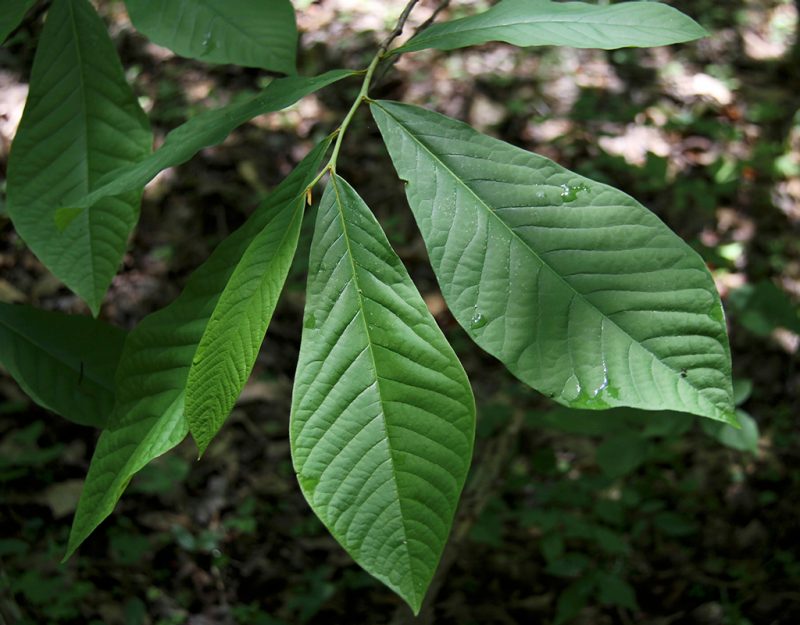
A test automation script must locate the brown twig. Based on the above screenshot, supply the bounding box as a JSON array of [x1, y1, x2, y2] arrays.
[[413, 0, 451, 38], [373, 0, 452, 89], [378, 0, 422, 56]]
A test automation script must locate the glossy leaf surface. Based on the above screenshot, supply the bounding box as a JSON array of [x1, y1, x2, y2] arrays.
[[65, 139, 331, 559], [56, 70, 352, 230], [186, 177, 305, 454], [7, 0, 151, 314], [291, 175, 475, 613], [125, 0, 297, 73], [0, 303, 125, 427], [372, 100, 734, 423], [396, 0, 707, 54]]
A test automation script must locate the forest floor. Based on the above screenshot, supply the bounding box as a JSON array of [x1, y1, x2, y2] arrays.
[[1, 1, 800, 624]]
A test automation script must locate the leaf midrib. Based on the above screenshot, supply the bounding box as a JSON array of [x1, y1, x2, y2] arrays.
[[405, 4, 698, 49], [375, 102, 726, 420], [65, 0, 99, 304], [329, 176, 419, 606]]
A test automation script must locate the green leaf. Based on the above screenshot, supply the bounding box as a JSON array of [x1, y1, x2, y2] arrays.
[[290, 175, 475, 613], [0, 303, 125, 427], [727, 280, 800, 337], [596, 572, 638, 610], [596, 433, 648, 478], [372, 100, 734, 423], [6, 0, 152, 315], [125, 0, 297, 74], [554, 578, 593, 625], [701, 409, 759, 454], [395, 0, 707, 54], [0, 0, 37, 43], [64, 139, 332, 559], [186, 177, 305, 455], [56, 70, 353, 230]]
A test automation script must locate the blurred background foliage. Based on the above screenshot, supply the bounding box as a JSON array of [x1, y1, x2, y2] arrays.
[[1, 0, 799, 623]]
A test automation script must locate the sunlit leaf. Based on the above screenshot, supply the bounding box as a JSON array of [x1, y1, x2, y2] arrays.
[[373, 100, 734, 423], [291, 175, 475, 613], [396, 0, 707, 54], [124, 0, 297, 73]]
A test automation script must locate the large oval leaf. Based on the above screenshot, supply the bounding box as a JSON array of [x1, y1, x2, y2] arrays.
[[0, 303, 125, 427], [7, 0, 152, 315], [290, 175, 476, 613], [395, 0, 707, 54], [64, 138, 332, 559], [372, 100, 734, 424], [125, 0, 297, 74], [56, 70, 353, 230]]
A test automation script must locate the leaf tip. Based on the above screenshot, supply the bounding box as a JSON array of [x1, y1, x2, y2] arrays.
[[62, 530, 81, 564], [191, 431, 210, 459], [87, 297, 103, 319]]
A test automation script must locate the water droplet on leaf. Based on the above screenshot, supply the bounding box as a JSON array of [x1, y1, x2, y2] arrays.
[[559, 182, 589, 202], [304, 314, 316, 330], [200, 32, 216, 55], [470, 310, 487, 330]]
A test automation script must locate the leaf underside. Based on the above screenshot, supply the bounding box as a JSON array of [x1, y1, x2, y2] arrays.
[[65, 139, 332, 559], [396, 0, 707, 54], [0, 303, 126, 428], [6, 0, 152, 314], [290, 175, 475, 613], [372, 100, 734, 424], [186, 183, 305, 454], [124, 0, 298, 73]]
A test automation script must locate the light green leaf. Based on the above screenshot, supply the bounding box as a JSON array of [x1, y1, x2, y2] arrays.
[[56, 70, 353, 230], [64, 139, 332, 559], [701, 409, 759, 454], [290, 175, 475, 614], [7, 0, 152, 315], [372, 100, 734, 423], [395, 0, 707, 54], [0, 0, 37, 43], [124, 0, 297, 73], [186, 178, 305, 455], [0, 303, 125, 427]]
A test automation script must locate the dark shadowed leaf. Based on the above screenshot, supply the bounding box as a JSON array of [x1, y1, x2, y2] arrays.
[[0, 0, 37, 43], [0, 303, 125, 427]]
